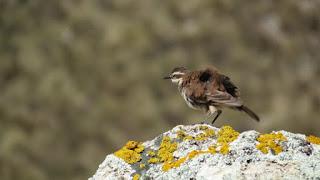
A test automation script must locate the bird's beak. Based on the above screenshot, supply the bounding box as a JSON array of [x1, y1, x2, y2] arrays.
[[163, 75, 171, 80]]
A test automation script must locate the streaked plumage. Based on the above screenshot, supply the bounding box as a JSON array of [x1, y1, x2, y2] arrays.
[[164, 66, 260, 124]]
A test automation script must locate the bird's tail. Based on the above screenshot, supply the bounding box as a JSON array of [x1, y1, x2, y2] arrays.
[[238, 105, 260, 122]]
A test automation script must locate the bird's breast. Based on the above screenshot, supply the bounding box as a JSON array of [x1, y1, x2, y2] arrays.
[[180, 88, 205, 110]]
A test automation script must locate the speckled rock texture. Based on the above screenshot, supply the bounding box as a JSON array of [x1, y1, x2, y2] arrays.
[[90, 124, 320, 180]]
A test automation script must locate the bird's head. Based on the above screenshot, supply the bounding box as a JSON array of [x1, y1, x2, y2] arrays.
[[163, 67, 188, 85]]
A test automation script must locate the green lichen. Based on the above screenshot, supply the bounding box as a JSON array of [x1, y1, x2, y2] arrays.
[[256, 132, 287, 155]]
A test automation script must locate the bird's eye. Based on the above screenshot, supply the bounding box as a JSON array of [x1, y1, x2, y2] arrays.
[[172, 74, 181, 79]]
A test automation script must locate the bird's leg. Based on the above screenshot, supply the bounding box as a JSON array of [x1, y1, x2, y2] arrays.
[[208, 105, 222, 124], [200, 108, 213, 124], [203, 106, 217, 124], [211, 110, 222, 124]]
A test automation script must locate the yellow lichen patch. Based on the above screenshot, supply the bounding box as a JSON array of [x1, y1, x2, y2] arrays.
[[217, 126, 239, 144], [162, 147, 217, 171], [162, 156, 187, 171], [208, 145, 216, 154], [204, 128, 215, 137], [126, 141, 139, 149], [176, 130, 194, 141], [133, 174, 140, 180], [157, 136, 178, 162], [114, 141, 144, 164], [186, 150, 198, 159], [215, 126, 239, 155], [219, 143, 229, 155], [177, 130, 187, 139], [189, 127, 216, 141], [256, 132, 287, 155], [162, 150, 200, 172], [139, 163, 146, 169], [195, 127, 215, 141], [306, 135, 320, 145], [194, 133, 207, 141], [148, 157, 160, 164], [134, 145, 144, 153], [199, 125, 209, 131], [177, 127, 215, 141], [147, 150, 156, 157], [183, 135, 194, 141]]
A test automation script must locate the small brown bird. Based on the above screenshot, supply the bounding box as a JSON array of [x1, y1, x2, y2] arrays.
[[164, 66, 260, 124]]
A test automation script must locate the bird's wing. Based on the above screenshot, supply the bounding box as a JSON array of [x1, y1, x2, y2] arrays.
[[183, 69, 243, 107], [206, 90, 243, 107], [220, 75, 240, 97]]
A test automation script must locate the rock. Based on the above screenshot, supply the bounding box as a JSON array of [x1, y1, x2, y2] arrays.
[[90, 124, 320, 180]]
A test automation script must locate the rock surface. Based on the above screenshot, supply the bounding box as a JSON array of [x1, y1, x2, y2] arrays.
[[90, 124, 320, 180]]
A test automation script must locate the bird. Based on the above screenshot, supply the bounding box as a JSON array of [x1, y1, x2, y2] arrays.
[[164, 66, 260, 124]]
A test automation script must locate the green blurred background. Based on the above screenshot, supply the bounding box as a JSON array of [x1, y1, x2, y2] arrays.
[[1, 0, 319, 179]]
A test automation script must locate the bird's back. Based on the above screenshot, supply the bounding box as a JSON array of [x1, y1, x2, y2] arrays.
[[181, 67, 242, 107]]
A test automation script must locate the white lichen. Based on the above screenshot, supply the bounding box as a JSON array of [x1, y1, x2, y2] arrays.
[[90, 124, 320, 180]]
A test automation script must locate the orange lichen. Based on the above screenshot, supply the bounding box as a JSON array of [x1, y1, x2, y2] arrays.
[[114, 141, 144, 164], [307, 135, 320, 145], [133, 174, 140, 180], [256, 132, 287, 155], [157, 136, 178, 162]]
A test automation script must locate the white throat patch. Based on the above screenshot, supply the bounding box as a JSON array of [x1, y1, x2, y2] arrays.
[[171, 78, 183, 84]]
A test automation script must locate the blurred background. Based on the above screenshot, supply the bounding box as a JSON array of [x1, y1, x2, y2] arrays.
[[1, 0, 320, 179]]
